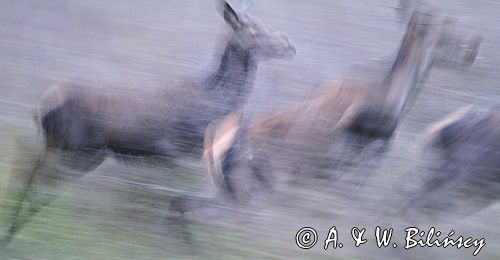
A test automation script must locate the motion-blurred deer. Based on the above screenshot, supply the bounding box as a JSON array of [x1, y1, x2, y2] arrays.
[[204, 10, 481, 201], [0, 0, 295, 246], [400, 105, 500, 219]]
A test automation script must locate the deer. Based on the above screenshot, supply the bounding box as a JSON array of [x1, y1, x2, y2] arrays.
[[203, 9, 482, 201], [0, 0, 296, 247], [398, 105, 500, 219]]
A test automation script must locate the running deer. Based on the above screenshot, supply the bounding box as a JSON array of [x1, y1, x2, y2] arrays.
[[401, 105, 500, 219], [204, 10, 482, 201], [0, 0, 295, 246]]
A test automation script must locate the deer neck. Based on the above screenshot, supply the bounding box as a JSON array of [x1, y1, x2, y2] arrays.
[[381, 27, 433, 121], [204, 39, 258, 118]]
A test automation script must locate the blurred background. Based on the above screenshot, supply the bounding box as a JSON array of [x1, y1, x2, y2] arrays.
[[0, 0, 499, 259]]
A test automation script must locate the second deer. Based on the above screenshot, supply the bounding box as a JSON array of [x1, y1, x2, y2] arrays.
[[204, 10, 482, 201]]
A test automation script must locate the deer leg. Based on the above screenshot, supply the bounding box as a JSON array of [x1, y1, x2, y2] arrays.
[[251, 162, 274, 191], [354, 137, 392, 183], [0, 146, 105, 248], [0, 158, 66, 247], [344, 134, 391, 184], [399, 155, 467, 218], [318, 133, 366, 183], [221, 154, 257, 202], [0, 136, 46, 248]]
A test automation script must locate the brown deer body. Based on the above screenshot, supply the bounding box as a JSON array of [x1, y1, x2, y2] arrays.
[[0, 0, 295, 246], [205, 10, 481, 200]]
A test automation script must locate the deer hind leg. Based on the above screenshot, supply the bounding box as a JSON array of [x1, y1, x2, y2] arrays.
[[395, 146, 463, 220], [323, 132, 389, 183], [219, 147, 249, 201], [354, 136, 392, 183], [212, 143, 267, 203], [0, 135, 46, 247], [0, 141, 106, 247]]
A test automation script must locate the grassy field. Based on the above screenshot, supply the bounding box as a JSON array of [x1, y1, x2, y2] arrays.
[[1, 0, 500, 259]]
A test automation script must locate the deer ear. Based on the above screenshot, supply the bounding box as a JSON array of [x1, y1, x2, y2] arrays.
[[221, 2, 242, 30]]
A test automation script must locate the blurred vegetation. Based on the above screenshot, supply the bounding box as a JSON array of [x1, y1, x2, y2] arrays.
[[1, 0, 500, 259]]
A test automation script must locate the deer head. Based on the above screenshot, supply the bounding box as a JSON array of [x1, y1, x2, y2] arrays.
[[216, 0, 296, 60]]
